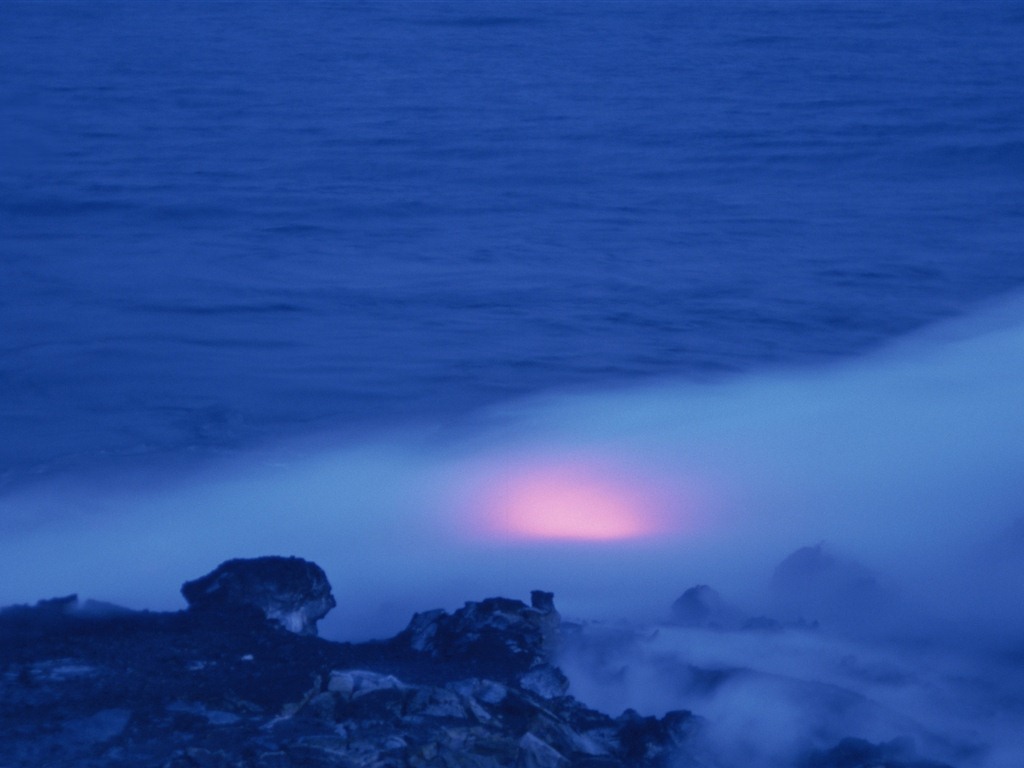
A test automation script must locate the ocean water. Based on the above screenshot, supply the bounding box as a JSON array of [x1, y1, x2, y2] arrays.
[[3, 0, 1023, 485], [6, 6, 1024, 768], [4, 5, 1024, 765]]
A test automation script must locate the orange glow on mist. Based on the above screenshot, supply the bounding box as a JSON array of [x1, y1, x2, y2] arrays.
[[469, 461, 678, 542]]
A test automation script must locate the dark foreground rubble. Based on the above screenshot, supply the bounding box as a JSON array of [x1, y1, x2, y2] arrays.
[[0, 558, 696, 768], [0, 557, 957, 768]]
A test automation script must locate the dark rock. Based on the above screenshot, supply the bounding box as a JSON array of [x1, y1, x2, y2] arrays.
[[0, 594, 136, 622], [615, 708, 696, 767], [518, 731, 570, 768], [1, 569, 704, 768], [0, 559, 957, 768], [669, 585, 743, 629], [771, 544, 888, 628], [396, 592, 561, 676], [181, 556, 335, 636], [531, 591, 556, 612], [669, 586, 787, 634], [520, 664, 571, 699]]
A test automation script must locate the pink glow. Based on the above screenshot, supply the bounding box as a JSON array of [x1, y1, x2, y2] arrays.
[[461, 459, 686, 543]]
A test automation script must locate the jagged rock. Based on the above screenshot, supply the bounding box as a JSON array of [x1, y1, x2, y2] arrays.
[[615, 709, 696, 765], [396, 592, 560, 675], [181, 556, 336, 635], [11, 565, 953, 768], [409, 684, 470, 719], [2, 577, 705, 768], [531, 590, 561, 654], [403, 608, 446, 652], [520, 664, 571, 699], [531, 591, 556, 613], [327, 669, 408, 700], [448, 677, 509, 706], [671, 585, 718, 626], [669, 586, 785, 633], [669, 585, 745, 629]]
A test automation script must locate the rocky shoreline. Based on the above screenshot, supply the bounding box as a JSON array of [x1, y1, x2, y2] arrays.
[[0, 557, 953, 768]]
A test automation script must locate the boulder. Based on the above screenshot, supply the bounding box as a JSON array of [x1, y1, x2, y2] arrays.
[[615, 709, 697, 766], [181, 556, 335, 635], [2, 574, 708, 768], [670, 585, 744, 629], [397, 591, 561, 673]]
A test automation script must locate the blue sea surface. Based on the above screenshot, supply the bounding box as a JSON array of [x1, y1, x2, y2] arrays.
[[2, 0, 1023, 484], [5, 9, 1024, 761]]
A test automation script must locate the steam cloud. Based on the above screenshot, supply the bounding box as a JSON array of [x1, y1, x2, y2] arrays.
[[2, 296, 1023, 766]]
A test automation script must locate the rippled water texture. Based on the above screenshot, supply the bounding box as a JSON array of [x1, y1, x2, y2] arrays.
[[2, 1, 1023, 483], [4, 8, 1024, 764]]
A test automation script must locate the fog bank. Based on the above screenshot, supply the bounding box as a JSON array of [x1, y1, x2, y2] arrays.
[[2, 295, 1022, 645]]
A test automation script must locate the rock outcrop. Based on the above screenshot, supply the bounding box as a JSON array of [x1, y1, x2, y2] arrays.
[[670, 585, 784, 633], [670, 585, 741, 629], [0, 561, 696, 768], [395, 589, 570, 700], [0, 557, 956, 768], [771, 544, 889, 630], [181, 556, 336, 635]]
